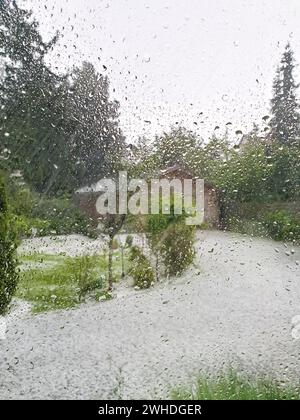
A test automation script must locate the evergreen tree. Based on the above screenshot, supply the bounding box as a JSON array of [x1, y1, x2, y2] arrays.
[[65, 62, 125, 188], [270, 43, 300, 145], [0, 174, 18, 315], [0, 0, 66, 193], [0, 2, 125, 194]]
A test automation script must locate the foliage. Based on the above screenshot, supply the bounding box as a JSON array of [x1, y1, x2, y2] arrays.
[[68, 256, 102, 302], [2, 172, 98, 238], [269, 43, 300, 146], [160, 222, 195, 276], [153, 126, 202, 170], [0, 2, 125, 195], [125, 234, 133, 247], [128, 246, 154, 289], [213, 142, 272, 203], [172, 369, 300, 400], [0, 174, 18, 315], [263, 210, 300, 241], [266, 144, 300, 200], [12, 215, 50, 240], [65, 61, 125, 188], [31, 197, 97, 237], [146, 208, 195, 278], [17, 254, 105, 312]]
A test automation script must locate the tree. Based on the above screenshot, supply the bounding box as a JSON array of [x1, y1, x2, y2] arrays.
[[269, 43, 300, 146], [0, 174, 18, 315], [153, 126, 202, 170], [0, 0, 69, 194], [65, 62, 125, 189], [1, 3, 125, 195]]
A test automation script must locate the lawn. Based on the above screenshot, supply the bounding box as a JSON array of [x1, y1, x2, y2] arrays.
[[17, 250, 128, 313]]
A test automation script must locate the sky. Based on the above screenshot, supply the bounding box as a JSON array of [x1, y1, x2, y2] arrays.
[[24, 0, 300, 143]]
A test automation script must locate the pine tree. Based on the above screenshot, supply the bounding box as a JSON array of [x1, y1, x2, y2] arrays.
[[270, 43, 300, 145]]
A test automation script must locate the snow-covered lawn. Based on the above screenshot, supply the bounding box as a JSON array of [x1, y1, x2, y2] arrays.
[[1, 231, 299, 399]]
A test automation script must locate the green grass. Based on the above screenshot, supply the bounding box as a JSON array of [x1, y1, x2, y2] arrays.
[[17, 250, 129, 313], [172, 370, 300, 400]]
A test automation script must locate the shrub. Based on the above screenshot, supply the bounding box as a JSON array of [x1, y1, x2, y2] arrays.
[[263, 210, 300, 241], [67, 256, 101, 302], [146, 210, 190, 280], [4, 176, 97, 239], [160, 222, 195, 277], [9, 185, 34, 217], [0, 176, 19, 315], [128, 246, 154, 289], [12, 215, 52, 240], [31, 197, 97, 237]]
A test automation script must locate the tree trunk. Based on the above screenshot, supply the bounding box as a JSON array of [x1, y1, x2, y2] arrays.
[[108, 236, 114, 291], [121, 246, 125, 279], [155, 254, 159, 282]]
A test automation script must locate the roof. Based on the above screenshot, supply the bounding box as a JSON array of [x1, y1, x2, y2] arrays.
[[159, 163, 194, 178], [75, 180, 107, 194]]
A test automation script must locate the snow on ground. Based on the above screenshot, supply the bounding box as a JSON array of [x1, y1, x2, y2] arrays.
[[1, 231, 300, 399], [18, 234, 107, 257]]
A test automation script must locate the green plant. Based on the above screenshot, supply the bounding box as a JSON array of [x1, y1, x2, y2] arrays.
[[160, 222, 195, 277], [12, 215, 52, 240], [125, 234, 133, 247], [31, 197, 97, 238], [17, 254, 105, 312], [263, 210, 300, 241], [0, 176, 19, 315], [128, 246, 154, 289], [145, 208, 195, 279], [67, 256, 102, 302], [172, 369, 300, 400], [97, 290, 114, 301]]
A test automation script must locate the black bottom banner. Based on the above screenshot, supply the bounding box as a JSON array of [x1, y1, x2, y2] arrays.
[[0, 399, 294, 417]]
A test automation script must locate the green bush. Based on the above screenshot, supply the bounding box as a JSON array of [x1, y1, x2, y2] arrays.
[[128, 246, 154, 289], [9, 185, 34, 217], [226, 216, 268, 238], [3, 174, 97, 239], [263, 210, 300, 241], [12, 215, 52, 240], [0, 176, 19, 315], [67, 256, 101, 302], [146, 210, 195, 279], [31, 197, 97, 237], [160, 222, 195, 276]]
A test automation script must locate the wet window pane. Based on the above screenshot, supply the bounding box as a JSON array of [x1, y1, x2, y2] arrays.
[[0, 0, 299, 401]]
